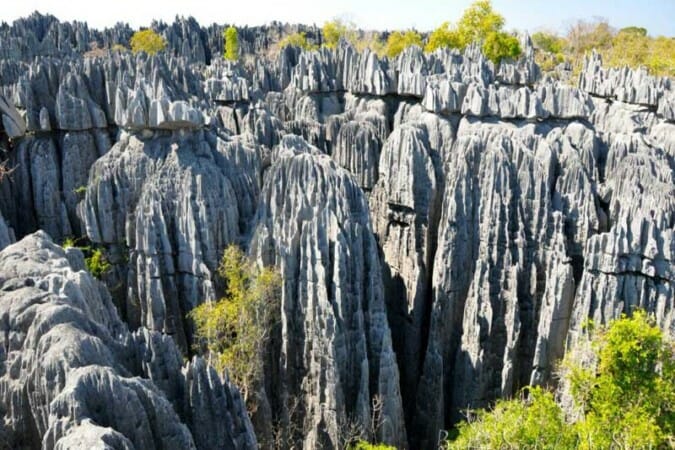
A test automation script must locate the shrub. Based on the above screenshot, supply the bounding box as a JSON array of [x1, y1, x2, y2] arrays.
[[448, 387, 575, 449], [86, 248, 111, 279], [447, 311, 675, 449], [482, 31, 521, 64], [384, 30, 423, 58], [278, 31, 317, 51], [130, 29, 166, 55], [322, 19, 357, 49], [224, 26, 239, 61], [425, 22, 462, 52], [189, 245, 281, 406], [350, 441, 395, 450], [425, 1, 522, 63]]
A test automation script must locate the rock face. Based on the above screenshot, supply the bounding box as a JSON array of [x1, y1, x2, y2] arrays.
[[250, 140, 406, 449], [80, 129, 261, 350], [0, 232, 256, 450], [0, 12, 674, 450]]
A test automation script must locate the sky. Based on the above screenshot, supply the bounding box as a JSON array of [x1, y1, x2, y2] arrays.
[[2, 0, 674, 36]]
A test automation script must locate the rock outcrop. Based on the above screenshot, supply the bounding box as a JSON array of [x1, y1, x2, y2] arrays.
[[0, 231, 255, 450], [250, 139, 406, 449]]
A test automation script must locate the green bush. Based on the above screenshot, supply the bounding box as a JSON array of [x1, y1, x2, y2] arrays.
[[350, 441, 395, 450], [86, 248, 111, 279], [447, 311, 675, 449], [130, 29, 166, 55], [482, 31, 521, 64], [189, 245, 281, 407], [224, 26, 239, 61], [278, 31, 317, 51], [384, 30, 423, 58], [425, 1, 522, 63]]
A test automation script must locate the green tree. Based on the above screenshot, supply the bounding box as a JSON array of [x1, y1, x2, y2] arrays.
[[384, 30, 423, 58], [566, 311, 674, 449], [278, 31, 317, 51], [425, 22, 462, 52], [532, 31, 566, 54], [425, 1, 521, 63], [447, 311, 675, 449], [129, 29, 166, 55], [456, 0, 505, 48], [224, 26, 239, 61], [189, 245, 281, 405], [350, 441, 395, 450], [448, 386, 576, 449], [482, 31, 521, 64], [322, 19, 357, 49]]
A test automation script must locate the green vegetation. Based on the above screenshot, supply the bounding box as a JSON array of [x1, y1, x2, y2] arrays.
[[190, 245, 281, 405], [129, 29, 166, 55], [278, 31, 317, 51], [350, 441, 395, 450], [110, 44, 128, 53], [224, 26, 239, 61], [322, 19, 358, 49], [61, 237, 111, 279], [447, 311, 675, 449], [533, 20, 675, 77], [384, 30, 423, 58], [425, 0, 521, 64], [482, 30, 521, 64], [86, 248, 111, 279]]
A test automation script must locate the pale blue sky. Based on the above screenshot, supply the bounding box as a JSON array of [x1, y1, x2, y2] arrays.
[[3, 0, 674, 36]]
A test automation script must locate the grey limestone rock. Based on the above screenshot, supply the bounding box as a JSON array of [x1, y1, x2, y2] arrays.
[[80, 130, 261, 349], [0, 231, 256, 450], [250, 142, 406, 449]]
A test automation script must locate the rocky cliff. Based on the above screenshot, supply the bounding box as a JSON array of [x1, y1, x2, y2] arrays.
[[0, 13, 673, 450]]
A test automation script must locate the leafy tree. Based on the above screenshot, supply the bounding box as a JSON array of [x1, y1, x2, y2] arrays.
[[425, 1, 521, 63], [322, 19, 356, 49], [448, 387, 576, 449], [447, 311, 675, 449], [278, 31, 317, 50], [129, 29, 166, 55], [618, 26, 647, 37], [456, 0, 505, 48], [482, 31, 521, 64], [189, 245, 281, 406], [354, 33, 386, 56], [384, 30, 423, 58], [425, 22, 462, 53], [532, 31, 566, 54], [646, 36, 675, 77], [86, 248, 111, 279], [565, 18, 613, 56], [224, 26, 239, 61], [566, 311, 674, 449], [350, 441, 395, 450]]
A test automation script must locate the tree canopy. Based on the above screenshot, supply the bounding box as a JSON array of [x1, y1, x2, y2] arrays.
[[129, 29, 166, 55], [189, 245, 281, 407], [447, 311, 675, 449], [384, 30, 423, 58], [224, 26, 239, 61], [425, 1, 521, 64], [278, 31, 317, 51]]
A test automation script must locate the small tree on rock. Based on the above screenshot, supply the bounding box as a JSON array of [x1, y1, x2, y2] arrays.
[[130, 29, 166, 55], [224, 26, 239, 61], [189, 245, 281, 409]]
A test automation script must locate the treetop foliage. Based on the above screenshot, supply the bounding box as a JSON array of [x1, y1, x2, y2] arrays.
[[424, 0, 521, 64], [224, 26, 239, 61], [447, 310, 675, 449], [278, 31, 317, 51], [384, 30, 423, 58], [189, 245, 281, 407], [130, 29, 166, 55]]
